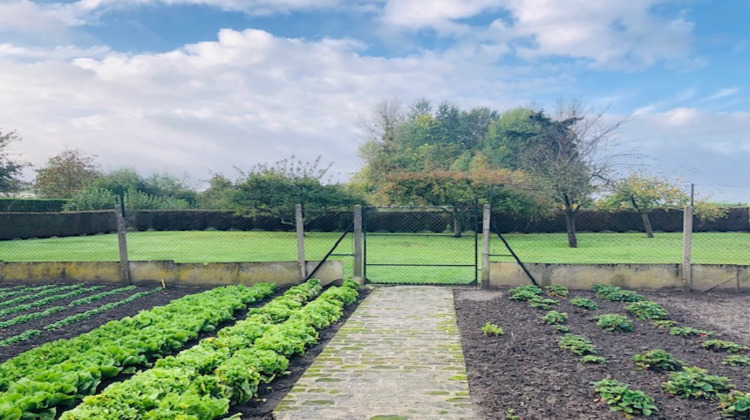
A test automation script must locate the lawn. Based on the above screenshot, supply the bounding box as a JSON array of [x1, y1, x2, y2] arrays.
[[0, 231, 746, 283]]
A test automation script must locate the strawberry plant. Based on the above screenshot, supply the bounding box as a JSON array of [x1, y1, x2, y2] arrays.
[[570, 297, 598, 310], [581, 355, 607, 364], [718, 391, 750, 419], [625, 300, 668, 320], [545, 285, 568, 298], [651, 320, 677, 328], [529, 296, 559, 310], [632, 349, 684, 372], [592, 379, 658, 416], [541, 310, 568, 325], [594, 314, 634, 333], [558, 334, 597, 356], [669, 326, 713, 337], [482, 322, 505, 336], [553, 325, 570, 333], [592, 285, 644, 302], [701, 339, 747, 353], [662, 366, 734, 399], [723, 355, 750, 366], [509, 285, 543, 302]]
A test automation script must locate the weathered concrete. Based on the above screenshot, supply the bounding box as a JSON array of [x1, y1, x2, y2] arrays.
[[274, 286, 474, 420], [0, 260, 342, 287], [489, 261, 750, 291]]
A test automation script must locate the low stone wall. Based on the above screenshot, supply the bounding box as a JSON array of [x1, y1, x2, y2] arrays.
[[489, 262, 750, 292], [0, 260, 343, 288]]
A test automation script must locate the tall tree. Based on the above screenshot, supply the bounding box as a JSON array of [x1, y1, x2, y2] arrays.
[[33, 149, 99, 198], [0, 130, 29, 194]]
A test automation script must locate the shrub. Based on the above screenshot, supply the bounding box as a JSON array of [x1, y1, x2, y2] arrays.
[[722, 355, 750, 367], [662, 367, 734, 399], [482, 322, 505, 337], [545, 285, 568, 298], [632, 349, 684, 372], [570, 298, 599, 310], [558, 334, 597, 356], [592, 379, 658, 416], [594, 314, 634, 333], [701, 339, 748, 353], [718, 391, 750, 419], [625, 301, 668, 320], [542, 311, 568, 325], [669, 326, 713, 337]]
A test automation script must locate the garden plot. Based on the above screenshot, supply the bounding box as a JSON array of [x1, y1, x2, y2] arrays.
[[456, 286, 750, 419]]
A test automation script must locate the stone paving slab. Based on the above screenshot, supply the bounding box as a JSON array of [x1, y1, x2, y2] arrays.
[[273, 286, 475, 420]]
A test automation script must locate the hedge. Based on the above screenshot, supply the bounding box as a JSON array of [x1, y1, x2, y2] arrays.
[[0, 198, 68, 213]]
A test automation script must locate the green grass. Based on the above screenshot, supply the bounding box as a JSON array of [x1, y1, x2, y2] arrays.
[[0, 231, 746, 284]]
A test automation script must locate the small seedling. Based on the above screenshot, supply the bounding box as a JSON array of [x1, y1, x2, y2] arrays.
[[558, 334, 597, 356], [651, 320, 677, 328], [722, 355, 750, 366], [541, 310, 568, 325], [482, 322, 505, 337], [701, 339, 747, 353], [504, 408, 521, 420], [581, 355, 608, 364], [718, 391, 750, 418], [594, 314, 634, 333], [632, 349, 684, 372], [662, 366, 734, 399], [553, 325, 570, 333], [669, 326, 713, 337], [592, 379, 658, 416], [570, 297, 599, 310], [625, 301, 669, 320], [545, 284, 568, 298]]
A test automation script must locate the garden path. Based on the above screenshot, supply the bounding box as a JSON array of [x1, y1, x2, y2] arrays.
[[273, 285, 475, 420]]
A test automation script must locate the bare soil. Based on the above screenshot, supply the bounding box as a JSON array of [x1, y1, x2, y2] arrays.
[[455, 287, 750, 420]]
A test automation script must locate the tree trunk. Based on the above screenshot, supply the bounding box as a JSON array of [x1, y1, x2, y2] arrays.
[[641, 212, 654, 238], [453, 210, 462, 238], [565, 209, 578, 248]]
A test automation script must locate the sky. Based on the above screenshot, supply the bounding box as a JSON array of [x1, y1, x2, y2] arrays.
[[1, 0, 749, 202]]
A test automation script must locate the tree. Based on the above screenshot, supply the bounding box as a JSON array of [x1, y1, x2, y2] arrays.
[[518, 101, 626, 248], [601, 173, 725, 237], [33, 149, 100, 198], [0, 130, 29, 194]]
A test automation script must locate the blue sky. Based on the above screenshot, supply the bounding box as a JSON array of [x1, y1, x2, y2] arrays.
[[1, 0, 748, 202]]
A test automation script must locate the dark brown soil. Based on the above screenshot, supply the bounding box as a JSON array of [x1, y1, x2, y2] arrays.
[[455, 287, 750, 420]]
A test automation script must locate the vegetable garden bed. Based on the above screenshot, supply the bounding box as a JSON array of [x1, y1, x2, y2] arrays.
[[456, 286, 750, 419]]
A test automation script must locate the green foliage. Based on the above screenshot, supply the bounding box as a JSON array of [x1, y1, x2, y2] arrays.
[[581, 355, 607, 364], [651, 320, 678, 328], [592, 379, 658, 416], [570, 297, 599, 310], [662, 367, 734, 399], [553, 325, 570, 333], [632, 349, 684, 372], [0, 198, 68, 212], [669, 326, 713, 337], [509, 285, 543, 301], [0, 129, 29, 193], [545, 284, 568, 298], [718, 391, 750, 418], [482, 322, 505, 337], [625, 300, 669, 320], [64, 187, 192, 211], [558, 334, 597, 356], [722, 356, 750, 367], [541, 310, 568, 325], [33, 149, 100, 198], [0, 329, 42, 347], [593, 284, 644, 302], [529, 296, 559, 310], [701, 340, 748, 353], [594, 314, 634, 333]]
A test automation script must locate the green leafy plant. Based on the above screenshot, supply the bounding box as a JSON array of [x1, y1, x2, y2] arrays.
[[545, 285, 568, 298], [509, 285, 543, 301], [570, 297, 599, 310], [581, 355, 607, 364], [592, 284, 644, 302], [529, 296, 559, 310], [718, 391, 750, 419], [625, 301, 669, 320], [558, 334, 597, 356], [592, 379, 658, 416], [482, 322, 505, 337], [651, 320, 677, 328], [669, 326, 713, 337], [632, 349, 684, 372], [723, 355, 750, 367], [701, 340, 748, 353], [541, 310, 568, 325], [662, 366, 734, 399], [594, 314, 634, 333], [504, 407, 521, 420], [553, 325, 570, 333]]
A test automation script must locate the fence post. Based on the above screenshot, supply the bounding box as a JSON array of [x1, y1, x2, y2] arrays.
[[296, 204, 306, 281], [115, 205, 130, 283], [682, 205, 693, 290], [353, 205, 363, 284], [481, 204, 491, 289]]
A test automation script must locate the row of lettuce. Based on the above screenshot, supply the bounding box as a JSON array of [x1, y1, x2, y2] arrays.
[[0, 279, 359, 419]]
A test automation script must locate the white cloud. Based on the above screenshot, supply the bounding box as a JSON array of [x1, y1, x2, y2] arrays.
[[382, 0, 501, 33], [705, 87, 739, 101]]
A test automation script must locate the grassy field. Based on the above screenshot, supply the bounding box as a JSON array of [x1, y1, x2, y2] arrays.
[[0, 231, 746, 283]]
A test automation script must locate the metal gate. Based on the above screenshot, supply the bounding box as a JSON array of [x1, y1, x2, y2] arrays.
[[363, 206, 479, 285]]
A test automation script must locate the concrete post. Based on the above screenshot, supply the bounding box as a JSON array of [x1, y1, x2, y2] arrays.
[[481, 204, 491, 289], [115, 206, 130, 283], [353, 205, 363, 283], [296, 204, 306, 281], [682, 205, 693, 291]]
